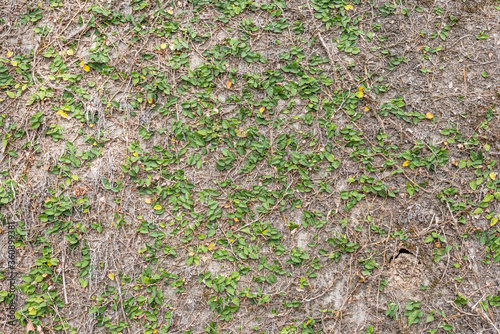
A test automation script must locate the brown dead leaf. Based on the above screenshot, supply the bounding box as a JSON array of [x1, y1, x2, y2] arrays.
[[26, 320, 35, 332]]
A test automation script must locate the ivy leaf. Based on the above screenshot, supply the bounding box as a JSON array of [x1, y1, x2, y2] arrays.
[[80, 279, 88, 288], [406, 182, 415, 196], [47, 258, 58, 266]]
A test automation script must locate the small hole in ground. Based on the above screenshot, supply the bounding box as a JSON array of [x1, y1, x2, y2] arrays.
[[389, 248, 414, 263]]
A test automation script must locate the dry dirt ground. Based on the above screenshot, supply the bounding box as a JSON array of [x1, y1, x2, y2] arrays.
[[0, 0, 499, 333]]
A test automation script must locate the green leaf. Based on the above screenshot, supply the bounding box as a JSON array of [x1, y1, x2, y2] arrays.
[[80, 279, 88, 288], [406, 182, 415, 196], [483, 194, 494, 203], [426, 311, 435, 323]]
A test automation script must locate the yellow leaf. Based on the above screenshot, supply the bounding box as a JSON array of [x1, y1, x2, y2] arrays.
[[133, 152, 138, 157], [234, 217, 239, 222], [67, 49, 74, 56], [355, 86, 364, 98], [108, 272, 115, 280], [154, 204, 162, 210], [56, 110, 68, 118], [89, 123, 94, 128], [426, 112, 434, 119], [403, 160, 409, 167], [167, 8, 173, 14], [10, 60, 17, 67], [259, 107, 265, 113], [364, 106, 369, 111], [145, 198, 152, 204], [490, 172, 497, 180], [82, 65, 90, 72], [208, 243, 215, 251], [235, 128, 247, 138], [491, 217, 498, 226], [7, 51, 13, 58], [345, 4, 354, 10], [28, 307, 37, 316], [160, 43, 167, 50], [226, 80, 232, 89]]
